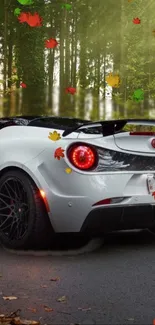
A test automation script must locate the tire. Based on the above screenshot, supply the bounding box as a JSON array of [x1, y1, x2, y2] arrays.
[[0, 169, 54, 250]]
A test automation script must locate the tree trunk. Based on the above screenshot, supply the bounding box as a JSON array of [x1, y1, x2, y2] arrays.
[[59, 3, 65, 116], [2, 0, 8, 116], [15, 0, 46, 115]]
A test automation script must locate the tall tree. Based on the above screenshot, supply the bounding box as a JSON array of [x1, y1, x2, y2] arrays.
[[15, 0, 46, 115]]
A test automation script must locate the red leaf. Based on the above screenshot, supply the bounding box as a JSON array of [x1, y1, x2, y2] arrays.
[[45, 38, 58, 49], [20, 82, 27, 88], [152, 191, 155, 199], [18, 12, 28, 23], [27, 12, 42, 27], [54, 147, 65, 160], [18, 12, 42, 27], [133, 17, 141, 24], [65, 87, 76, 95]]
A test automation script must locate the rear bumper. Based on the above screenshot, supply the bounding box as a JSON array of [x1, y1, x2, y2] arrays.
[[80, 204, 155, 234]]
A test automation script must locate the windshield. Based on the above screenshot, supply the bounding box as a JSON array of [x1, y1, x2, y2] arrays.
[[0, 0, 154, 122]]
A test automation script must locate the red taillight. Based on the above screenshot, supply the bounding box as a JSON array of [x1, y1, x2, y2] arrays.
[[93, 198, 112, 206], [151, 139, 155, 148], [92, 197, 126, 206], [130, 132, 155, 136], [67, 144, 98, 170]]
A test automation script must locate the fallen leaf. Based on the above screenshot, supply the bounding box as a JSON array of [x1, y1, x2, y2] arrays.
[[14, 318, 40, 325], [65, 168, 72, 174], [78, 307, 91, 311], [54, 147, 65, 160], [0, 309, 39, 325], [43, 306, 53, 312], [48, 130, 61, 141], [57, 295, 67, 303], [40, 285, 47, 288], [3, 296, 18, 300], [50, 277, 60, 281], [27, 308, 37, 313]]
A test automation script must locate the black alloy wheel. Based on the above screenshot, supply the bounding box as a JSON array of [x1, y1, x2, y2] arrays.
[[0, 170, 53, 249]]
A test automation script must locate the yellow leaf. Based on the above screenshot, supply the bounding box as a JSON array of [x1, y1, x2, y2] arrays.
[[65, 168, 72, 174], [48, 130, 61, 141], [106, 72, 121, 88], [14, 318, 40, 325], [57, 295, 67, 303], [3, 296, 17, 300]]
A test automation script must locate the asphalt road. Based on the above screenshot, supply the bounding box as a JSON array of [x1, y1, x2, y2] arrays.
[[0, 230, 155, 325]]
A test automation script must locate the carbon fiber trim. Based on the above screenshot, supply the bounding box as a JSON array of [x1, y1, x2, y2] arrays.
[[94, 147, 155, 172]]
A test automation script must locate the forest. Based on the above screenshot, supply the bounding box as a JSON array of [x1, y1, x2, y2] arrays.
[[0, 0, 155, 120]]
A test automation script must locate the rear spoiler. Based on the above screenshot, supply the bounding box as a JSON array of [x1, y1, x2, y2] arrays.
[[62, 119, 155, 137]]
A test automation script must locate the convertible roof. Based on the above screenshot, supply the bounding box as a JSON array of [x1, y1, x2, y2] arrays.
[[0, 116, 90, 130], [1, 116, 155, 136]]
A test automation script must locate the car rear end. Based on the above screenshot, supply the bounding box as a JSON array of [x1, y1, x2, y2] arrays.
[[25, 119, 155, 235]]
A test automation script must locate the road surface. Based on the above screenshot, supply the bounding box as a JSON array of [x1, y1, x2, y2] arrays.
[[0, 230, 155, 325]]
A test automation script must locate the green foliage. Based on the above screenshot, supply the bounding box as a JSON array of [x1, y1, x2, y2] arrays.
[[1, 0, 155, 118]]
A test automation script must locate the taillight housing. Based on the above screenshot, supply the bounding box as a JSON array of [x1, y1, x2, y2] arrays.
[[130, 132, 155, 136], [67, 143, 98, 170], [151, 139, 155, 148]]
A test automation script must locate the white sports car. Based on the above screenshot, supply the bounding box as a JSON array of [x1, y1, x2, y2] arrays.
[[0, 115, 155, 250]]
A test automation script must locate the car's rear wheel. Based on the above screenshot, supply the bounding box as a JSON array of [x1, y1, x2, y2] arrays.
[[0, 169, 53, 250]]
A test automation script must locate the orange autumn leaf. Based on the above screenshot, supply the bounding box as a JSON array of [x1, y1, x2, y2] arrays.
[[27, 308, 37, 313], [54, 147, 65, 160], [43, 306, 53, 312]]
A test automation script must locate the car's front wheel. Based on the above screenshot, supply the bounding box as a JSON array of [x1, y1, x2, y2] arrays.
[[0, 169, 53, 249]]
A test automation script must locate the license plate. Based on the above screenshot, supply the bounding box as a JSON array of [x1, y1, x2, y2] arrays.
[[147, 175, 155, 193]]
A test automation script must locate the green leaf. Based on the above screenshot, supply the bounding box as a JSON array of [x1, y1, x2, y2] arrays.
[[14, 8, 21, 16]]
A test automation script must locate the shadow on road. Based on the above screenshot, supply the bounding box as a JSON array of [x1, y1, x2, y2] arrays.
[[103, 229, 155, 250]]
